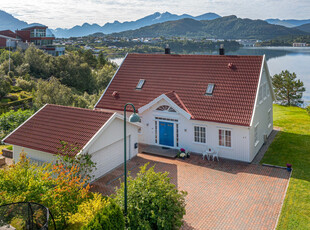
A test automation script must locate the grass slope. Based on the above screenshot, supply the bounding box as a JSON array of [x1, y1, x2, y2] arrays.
[[261, 105, 310, 229]]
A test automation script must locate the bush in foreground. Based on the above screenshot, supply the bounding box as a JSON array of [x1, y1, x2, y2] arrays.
[[67, 193, 124, 230], [113, 163, 187, 230]]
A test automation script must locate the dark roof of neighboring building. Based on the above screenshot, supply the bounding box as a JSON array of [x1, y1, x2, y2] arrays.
[[3, 104, 114, 156], [0, 30, 16, 38], [20, 25, 48, 31], [95, 53, 264, 126]]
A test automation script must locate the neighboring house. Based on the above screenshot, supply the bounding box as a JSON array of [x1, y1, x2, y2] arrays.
[[0, 26, 65, 56], [95, 51, 275, 162], [2, 104, 139, 180]]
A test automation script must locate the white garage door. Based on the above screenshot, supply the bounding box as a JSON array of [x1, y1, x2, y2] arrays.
[[92, 136, 132, 180]]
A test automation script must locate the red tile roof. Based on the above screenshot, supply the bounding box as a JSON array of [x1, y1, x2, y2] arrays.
[[95, 54, 263, 126], [3, 104, 114, 156]]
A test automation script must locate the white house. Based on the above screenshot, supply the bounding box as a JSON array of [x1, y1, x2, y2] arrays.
[[2, 104, 140, 180], [94, 52, 275, 162]]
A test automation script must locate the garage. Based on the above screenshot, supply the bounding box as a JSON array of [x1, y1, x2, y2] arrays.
[[3, 104, 140, 181]]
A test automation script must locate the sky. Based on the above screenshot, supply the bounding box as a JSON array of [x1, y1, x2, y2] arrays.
[[0, 0, 310, 29]]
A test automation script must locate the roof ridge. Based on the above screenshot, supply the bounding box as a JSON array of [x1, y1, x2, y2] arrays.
[[128, 53, 264, 58], [47, 104, 114, 114], [164, 91, 194, 118], [171, 91, 194, 118]]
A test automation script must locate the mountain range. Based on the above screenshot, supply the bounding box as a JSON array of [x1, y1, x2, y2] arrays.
[[296, 23, 310, 33], [0, 9, 310, 38], [52, 12, 221, 38], [109, 15, 308, 40]]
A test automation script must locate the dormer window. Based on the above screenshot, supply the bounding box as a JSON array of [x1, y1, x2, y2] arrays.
[[156, 105, 176, 112], [205, 83, 215, 95], [136, 79, 145, 89]]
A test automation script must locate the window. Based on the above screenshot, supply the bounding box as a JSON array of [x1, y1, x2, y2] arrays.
[[156, 105, 176, 112], [254, 124, 259, 146], [205, 83, 215, 95], [194, 126, 206, 143], [268, 109, 272, 128], [219, 129, 231, 147], [155, 121, 158, 143], [136, 79, 145, 89], [176, 124, 179, 147]]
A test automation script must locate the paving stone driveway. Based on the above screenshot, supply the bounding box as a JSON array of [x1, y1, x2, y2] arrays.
[[91, 153, 290, 230]]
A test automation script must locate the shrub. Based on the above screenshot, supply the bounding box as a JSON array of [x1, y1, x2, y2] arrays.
[[0, 151, 53, 205], [67, 193, 125, 230], [0, 76, 11, 99], [16, 78, 37, 92], [57, 141, 97, 182], [83, 198, 125, 230], [113, 163, 187, 230], [306, 105, 310, 115], [42, 163, 91, 229]]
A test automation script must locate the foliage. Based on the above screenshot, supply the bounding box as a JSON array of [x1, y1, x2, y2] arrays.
[[0, 150, 93, 230], [272, 70, 306, 106], [113, 163, 187, 229], [15, 78, 37, 92], [84, 198, 125, 230], [67, 194, 125, 230], [42, 163, 91, 228], [261, 105, 310, 229], [0, 76, 11, 99], [53, 52, 95, 92], [306, 105, 310, 115], [0, 151, 53, 205], [34, 77, 74, 107], [0, 109, 34, 139], [56, 141, 97, 183], [94, 64, 116, 92], [24, 45, 53, 79]]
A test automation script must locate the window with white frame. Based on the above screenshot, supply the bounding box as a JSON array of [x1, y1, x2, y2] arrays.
[[194, 126, 206, 143], [254, 123, 259, 146], [219, 129, 231, 147]]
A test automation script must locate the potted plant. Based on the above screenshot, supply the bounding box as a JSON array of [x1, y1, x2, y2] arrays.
[[286, 163, 292, 172], [186, 151, 191, 158], [179, 152, 186, 160], [178, 148, 186, 160]]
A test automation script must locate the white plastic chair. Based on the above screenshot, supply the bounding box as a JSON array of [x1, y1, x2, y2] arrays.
[[210, 148, 219, 161]]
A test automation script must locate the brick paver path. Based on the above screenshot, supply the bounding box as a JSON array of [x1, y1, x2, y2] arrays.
[[91, 153, 290, 230]]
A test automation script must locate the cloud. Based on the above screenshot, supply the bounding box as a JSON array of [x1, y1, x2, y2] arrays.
[[0, 0, 309, 29]]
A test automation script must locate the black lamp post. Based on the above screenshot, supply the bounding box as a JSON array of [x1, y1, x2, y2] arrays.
[[123, 103, 140, 217]]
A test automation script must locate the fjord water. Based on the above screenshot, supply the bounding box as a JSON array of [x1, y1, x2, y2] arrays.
[[110, 47, 310, 105]]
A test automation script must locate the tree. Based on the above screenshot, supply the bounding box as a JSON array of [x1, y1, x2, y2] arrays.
[[0, 109, 34, 139], [272, 70, 306, 106], [0, 75, 11, 99], [24, 45, 52, 79], [94, 64, 116, 92], [34, 77, 74, 107], [113, 163, 187, 229]]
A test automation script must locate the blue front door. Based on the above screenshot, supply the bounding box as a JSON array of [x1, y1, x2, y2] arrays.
[[159, 121, 174, 147]]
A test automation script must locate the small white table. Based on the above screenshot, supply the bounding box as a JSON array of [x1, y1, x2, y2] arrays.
[[203, 148, 215, 161]]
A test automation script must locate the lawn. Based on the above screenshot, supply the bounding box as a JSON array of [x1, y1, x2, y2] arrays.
[[261, 104, 310, 229]]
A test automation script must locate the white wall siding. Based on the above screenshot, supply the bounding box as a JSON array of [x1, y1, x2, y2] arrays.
[[88, 117, 139, 180], [139, 99, 251, 162], [249, 65, 274, 162], [13, 145, 57, 163]]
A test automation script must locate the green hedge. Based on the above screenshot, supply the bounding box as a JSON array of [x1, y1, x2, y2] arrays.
[[0, 97, 33, 114]]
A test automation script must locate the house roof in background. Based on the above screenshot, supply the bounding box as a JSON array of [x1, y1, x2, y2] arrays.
[[95, 53, 264, 126], [3, 104, 114, 156]]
